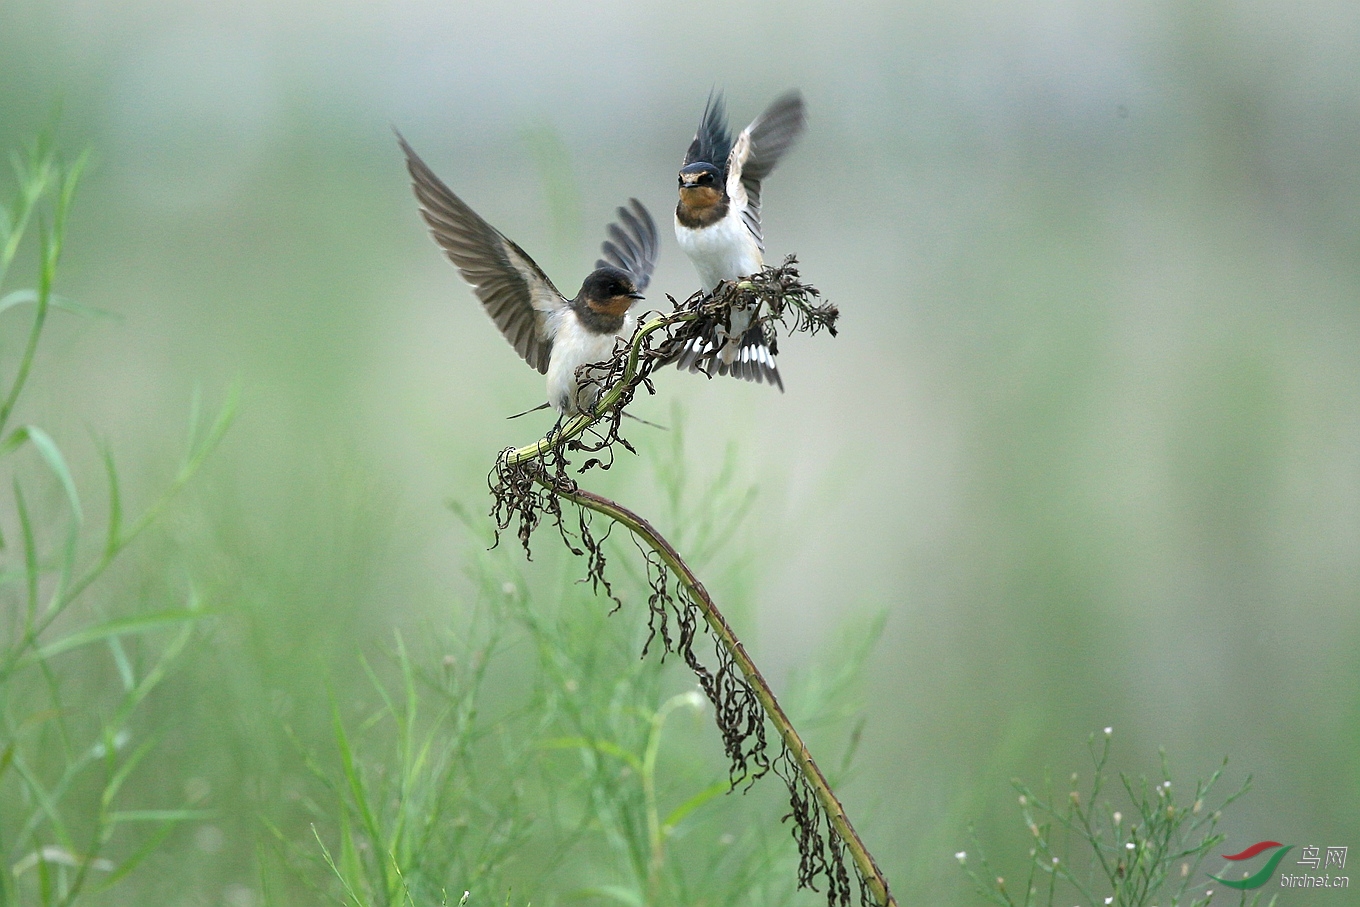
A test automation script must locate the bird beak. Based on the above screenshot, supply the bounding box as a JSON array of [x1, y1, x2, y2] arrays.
[[628, 292, 646, 300]]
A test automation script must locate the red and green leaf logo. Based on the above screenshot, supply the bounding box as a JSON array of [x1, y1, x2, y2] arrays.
[[1210, 841, 1294, 890]]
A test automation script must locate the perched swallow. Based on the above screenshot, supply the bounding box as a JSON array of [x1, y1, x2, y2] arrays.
[[399, 134, 658, 417], [673, 90, 806, 389]]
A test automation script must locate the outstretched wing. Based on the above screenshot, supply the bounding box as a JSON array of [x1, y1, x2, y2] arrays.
[[399, 132, 565, 375], [681, 90, 733, 172], [595, 198, 659, 292], [725, 90, 806, 250]]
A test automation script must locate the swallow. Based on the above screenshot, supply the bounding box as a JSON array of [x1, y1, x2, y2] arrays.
[[399, 134, 658, 417], [673, 90, 806, 390]]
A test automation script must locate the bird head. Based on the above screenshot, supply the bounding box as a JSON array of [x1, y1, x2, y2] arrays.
[[580, 266, 645, 318], [677, 162, 724, 208]]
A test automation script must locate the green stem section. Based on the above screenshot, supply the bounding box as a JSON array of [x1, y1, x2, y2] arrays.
[[536, 474, 897, 907], [504, 310, 693, 464]]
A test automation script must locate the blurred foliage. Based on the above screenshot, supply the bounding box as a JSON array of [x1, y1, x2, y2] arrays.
[[959, 732, 1258, 907], [275, 421, 885, 906], [0, 137, 231, 904]]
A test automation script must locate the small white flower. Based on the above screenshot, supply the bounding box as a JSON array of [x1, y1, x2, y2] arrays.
[[1105, 898, 1113, 905], [955, 851, 967, 863], [1104, 726, 1113, 737], [1126, 842, 1136, 850], [1113, 811, 1122, 825], [90, 729, 131, 759]]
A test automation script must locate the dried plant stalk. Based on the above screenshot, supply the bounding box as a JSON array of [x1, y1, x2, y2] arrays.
[[490, 261, 894, 907]]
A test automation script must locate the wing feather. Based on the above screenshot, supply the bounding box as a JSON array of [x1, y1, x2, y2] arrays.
[[682, 91, 733, 171], [725, 90, 806, 250], [398, 132, 564, 375], [595, 198, 659, 291]]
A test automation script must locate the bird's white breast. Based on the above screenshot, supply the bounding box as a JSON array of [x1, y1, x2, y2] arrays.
[[545, 309, 636, 415], [674, 211, 763, 291]]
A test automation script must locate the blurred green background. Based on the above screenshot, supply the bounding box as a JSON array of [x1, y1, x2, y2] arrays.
[[2, 1, 1358, 905]]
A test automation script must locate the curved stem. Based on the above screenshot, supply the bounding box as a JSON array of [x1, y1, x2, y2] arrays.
[[493, 269, 883, 902], [538, 474, 897, 907], [503, 311, 694, 465]]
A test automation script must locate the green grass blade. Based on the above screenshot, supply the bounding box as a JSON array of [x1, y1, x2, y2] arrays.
[[107, 634, 135, 693], [660, 778, 731, 832], [96, 820, 179, 890], [538, 736, 644, 773], [104, 810, 214, 824], [100, 734, 159, 809], [4, 426, 82, 525], [14, 480, 39, 622], [313, 823, 364, 907], [97, 439, 122, 556], [18, 609, 212, 666], [0, 288, 37, 313], [330, 700, 385, 865], [111, 608, 198, 725], [11, 751, 76, 850], [0, 289, 114, 320], [570, 884, 644, 907]]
